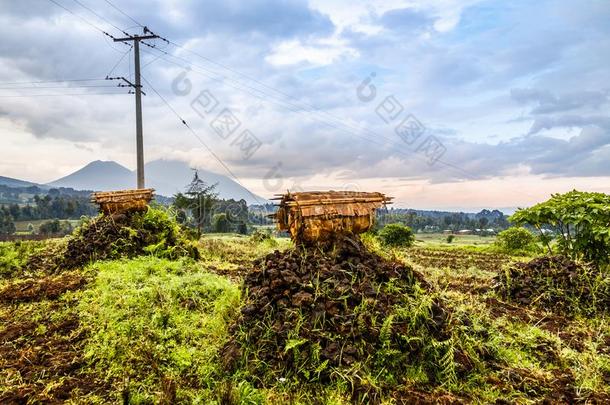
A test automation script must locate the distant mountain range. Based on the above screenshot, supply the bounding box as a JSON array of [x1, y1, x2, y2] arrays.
[[1, 160, 268, 205], [0, 176, 40, 189]]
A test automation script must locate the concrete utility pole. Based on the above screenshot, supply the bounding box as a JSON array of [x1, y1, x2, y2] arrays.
[[114, 28, 158, 189]]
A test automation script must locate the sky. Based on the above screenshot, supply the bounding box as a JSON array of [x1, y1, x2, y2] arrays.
[[0, 0, 609, 210]]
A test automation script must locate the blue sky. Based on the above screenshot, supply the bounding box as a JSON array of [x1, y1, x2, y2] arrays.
[[0, 0, 608, 209]]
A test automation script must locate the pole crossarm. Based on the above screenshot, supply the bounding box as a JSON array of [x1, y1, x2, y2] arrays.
[[113, 35, 158, 42], [106, 76, 146, 95]]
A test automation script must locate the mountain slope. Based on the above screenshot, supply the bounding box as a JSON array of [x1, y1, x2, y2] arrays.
[[0, 176, 40, 188], [144, 159, 267, 204], [45, 159, 268, 204], [47, 160, 135, 191]]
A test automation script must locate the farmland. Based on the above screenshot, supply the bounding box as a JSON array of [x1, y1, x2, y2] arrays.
[[1, 216, 609, 404]]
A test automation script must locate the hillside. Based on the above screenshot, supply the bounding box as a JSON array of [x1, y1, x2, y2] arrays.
[[45, 159, 268, 204], [0, 176, 40, 189]]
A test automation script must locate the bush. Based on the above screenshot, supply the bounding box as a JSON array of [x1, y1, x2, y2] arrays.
[[378, 223, 415, 248], [249, 228, 271, 243], [212, 213, 230, 233], [511, 190, 610, 268], [495, 227, 536, 252], [446, 234, 455, 243]]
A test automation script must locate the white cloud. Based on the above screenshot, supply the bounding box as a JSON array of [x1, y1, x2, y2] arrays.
[[265, 38, 358, 66]]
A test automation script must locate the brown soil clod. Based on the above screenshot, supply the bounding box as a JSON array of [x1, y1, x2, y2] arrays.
[[495, 255, 610, 314]]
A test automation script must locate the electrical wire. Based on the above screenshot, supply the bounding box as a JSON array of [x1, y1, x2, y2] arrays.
[[0, 92, 127, 98], [47, 0, 118, 41], [47, 0, 484, 183], [141, 47, 468, 180], [0, 85, 118, 89], [103, 0, 143, 27], [71, 0, 131, 37], [0, 78, 107, 85], [141, 75, 264, 205], [106, 45, 133, 77]]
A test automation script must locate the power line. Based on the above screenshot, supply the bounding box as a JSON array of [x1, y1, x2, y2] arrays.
[[143, 46, 479, 181], [141, 75, 264, 205], [51, 0, 452, 180], [71, 0, 131, 37], [103, 0, 143, 27], [0, 78, 107, 85], [106, 45, 133, 77], [0, 85, 118, 89], [141, 47, 467, 179], [44, 0, 481, 184], [0, 92, 127, 98], [47, 0, 119, 41]]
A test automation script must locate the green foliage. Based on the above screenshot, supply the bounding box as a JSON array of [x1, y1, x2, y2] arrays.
[[446, 235, 455, 243], [78, 257, 240, 403], [212, 213, 230, 233], [38, 219, 72, 236], [249, 228, 271, 243], [511, 190, 610, 268], [495, 227, 536, 253], [378, 223, 415, 248], [173, 170, 218, 236], [0, 207, 16, 235]]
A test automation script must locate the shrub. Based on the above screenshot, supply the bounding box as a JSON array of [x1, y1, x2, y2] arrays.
[[511, 190, 610, 268], [446, 234, 455, 243], [249, 228, 271, 243], [378, 223, 415, 248], [495, 227, 536, 252], [212, 213, 230, 233]]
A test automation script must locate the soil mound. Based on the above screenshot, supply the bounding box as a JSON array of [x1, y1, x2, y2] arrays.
[[224, 237, 453, 399], [496, 255, 610, 314], [26, 208, 198, 273]]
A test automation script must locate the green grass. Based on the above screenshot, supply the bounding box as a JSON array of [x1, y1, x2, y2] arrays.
[[415, 232, 497, 247], [77, 257, 241, 403], [14, 219, 80, 233]]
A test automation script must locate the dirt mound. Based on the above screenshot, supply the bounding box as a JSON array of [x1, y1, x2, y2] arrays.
[[495, 255, 610, 314], [224, 237, 455, 399], [0, 272, 86, 303], [26, 208, 198, 272]]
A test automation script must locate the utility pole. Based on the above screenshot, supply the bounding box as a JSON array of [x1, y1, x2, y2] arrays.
[[113, 28, 158, 189]]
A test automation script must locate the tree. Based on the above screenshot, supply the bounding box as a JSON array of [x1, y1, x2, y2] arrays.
[[39, 219, 61, 235], [511, 190, 610, 267], [378, 223, 415, 248], [0, 210, 15, 235], [173, 170, 218, 237], [212, 213, 230, 233], [495, 227, 535, 252]]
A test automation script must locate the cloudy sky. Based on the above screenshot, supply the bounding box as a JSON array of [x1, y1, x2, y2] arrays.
[[1, 0, 609, 210]]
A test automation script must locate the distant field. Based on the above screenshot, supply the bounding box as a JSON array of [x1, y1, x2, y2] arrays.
[[14, 219, 80, 233], [415, 232, 497, 246]]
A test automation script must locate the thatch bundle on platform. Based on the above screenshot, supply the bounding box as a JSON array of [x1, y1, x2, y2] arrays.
[[91, 189, 154, 215], [272, 191, 392, 243]]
